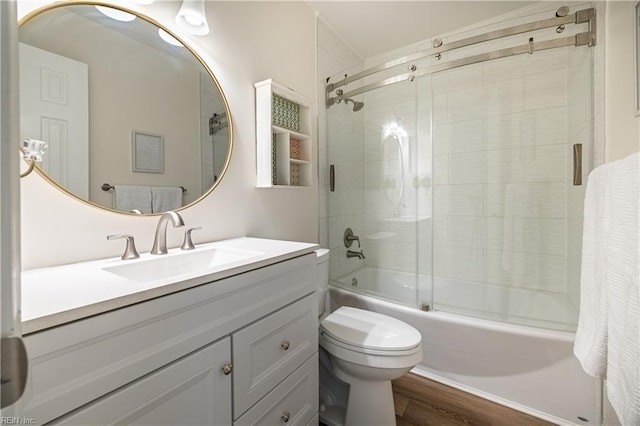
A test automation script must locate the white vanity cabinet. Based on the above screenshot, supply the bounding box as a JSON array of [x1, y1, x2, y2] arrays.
[[21, 252, 318, 425]]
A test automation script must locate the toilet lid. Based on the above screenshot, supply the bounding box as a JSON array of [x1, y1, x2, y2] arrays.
[[320, 307, 422, 351]]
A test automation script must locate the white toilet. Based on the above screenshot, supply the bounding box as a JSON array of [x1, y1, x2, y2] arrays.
[[316, 249, 423, 426]]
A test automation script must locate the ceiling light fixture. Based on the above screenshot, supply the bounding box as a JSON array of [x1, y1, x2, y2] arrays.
[[158, 28, 183, 47], [175, 0, 209, 36], [95, 6, 136, 22]]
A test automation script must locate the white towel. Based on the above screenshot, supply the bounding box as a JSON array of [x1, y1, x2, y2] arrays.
[[574, 152, 639, 425], [113, 185, 152, 214], [151, 186, 183, 213], [605, 152, 639, 425], [574, 162, 611, 378]]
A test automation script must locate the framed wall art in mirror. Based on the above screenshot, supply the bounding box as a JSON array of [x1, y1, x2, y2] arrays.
[[18, 2, 233, 214], [132, 131, 164, 174]]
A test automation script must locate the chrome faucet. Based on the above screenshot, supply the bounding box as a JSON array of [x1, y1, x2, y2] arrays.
[[347, 250, 365, 259], [151, 211, 185, 255]]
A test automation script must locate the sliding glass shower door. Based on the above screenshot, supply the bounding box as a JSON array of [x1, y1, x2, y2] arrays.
[[325, 66, 433, 310], [428, 42, 592, 332], [323, 3, 594, 332]]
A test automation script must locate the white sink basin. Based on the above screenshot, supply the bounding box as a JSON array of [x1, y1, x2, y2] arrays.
[[103, 246, 263, 282]]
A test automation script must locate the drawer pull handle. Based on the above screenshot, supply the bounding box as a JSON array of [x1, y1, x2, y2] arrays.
[[282, 411, 291, 423], [281, 341, 290, 351], [222, 362, 233, 375]]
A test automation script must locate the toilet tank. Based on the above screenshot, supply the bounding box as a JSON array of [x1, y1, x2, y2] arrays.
[[315, 249, 330, 316]]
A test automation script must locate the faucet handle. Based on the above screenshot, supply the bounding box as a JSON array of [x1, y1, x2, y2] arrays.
[[344, 228, 361, 248], [107, 234, 140, 260], [181, 227, 202, 250]]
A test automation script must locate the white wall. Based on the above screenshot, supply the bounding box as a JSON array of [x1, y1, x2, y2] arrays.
[[602, 2, 638, 424], [19, 0, 318, 269], [605, 1, 640, 163]]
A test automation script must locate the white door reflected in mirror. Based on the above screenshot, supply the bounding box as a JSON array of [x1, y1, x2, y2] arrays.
[[19, 43, 88, 197]]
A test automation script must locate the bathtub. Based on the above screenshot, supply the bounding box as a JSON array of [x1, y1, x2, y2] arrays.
[[329, 268, 602, 425]]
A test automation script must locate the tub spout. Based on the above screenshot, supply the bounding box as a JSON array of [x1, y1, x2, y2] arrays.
[[347, 250, 365, 259]]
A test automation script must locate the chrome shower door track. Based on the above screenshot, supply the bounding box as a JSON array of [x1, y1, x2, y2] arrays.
[[325, 7, 596, 108]]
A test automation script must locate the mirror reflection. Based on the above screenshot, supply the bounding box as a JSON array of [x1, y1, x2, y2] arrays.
[[18, 3, 231, 214]]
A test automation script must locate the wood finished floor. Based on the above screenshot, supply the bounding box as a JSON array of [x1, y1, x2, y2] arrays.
[[392, 373, 557, 426]]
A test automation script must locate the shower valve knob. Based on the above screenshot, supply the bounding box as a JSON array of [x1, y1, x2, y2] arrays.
[[344, 228, 361, 248]]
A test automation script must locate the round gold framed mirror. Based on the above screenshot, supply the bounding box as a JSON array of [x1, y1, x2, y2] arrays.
[[18, 2, 232, 215]]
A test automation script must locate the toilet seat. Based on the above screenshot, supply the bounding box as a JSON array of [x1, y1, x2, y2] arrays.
[[320, 306, 422, 353], [320, 331, 422, 358], [319, 307, 423, 370]]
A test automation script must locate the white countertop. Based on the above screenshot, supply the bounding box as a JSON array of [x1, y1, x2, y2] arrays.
[[21, 237, 318, 334]]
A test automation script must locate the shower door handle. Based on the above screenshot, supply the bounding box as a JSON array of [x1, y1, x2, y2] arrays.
[[573, 144, 582, 186], [330, 164, 335, 192]]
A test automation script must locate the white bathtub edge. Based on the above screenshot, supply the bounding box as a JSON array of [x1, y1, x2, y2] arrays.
[[410, 366, 582, 426]]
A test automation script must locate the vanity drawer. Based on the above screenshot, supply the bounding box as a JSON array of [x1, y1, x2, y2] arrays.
[[51, 338, 232, 426], [234, 353, 318, 426], [232, 293, 318, 418]]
